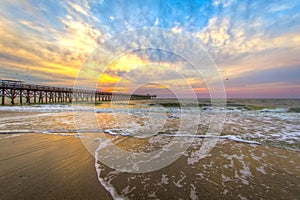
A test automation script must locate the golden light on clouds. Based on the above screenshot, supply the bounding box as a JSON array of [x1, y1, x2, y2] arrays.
[[109, 54, 149, 72], [0, 1, 299, 97]]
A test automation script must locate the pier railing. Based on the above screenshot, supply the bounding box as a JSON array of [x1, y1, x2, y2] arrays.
[[0, 80, 156, 105]]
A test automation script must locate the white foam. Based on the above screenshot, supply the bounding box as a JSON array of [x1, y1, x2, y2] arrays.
[[239, 164, 252, 185], [221, 174, 231, 182], [0, 105, 93, 112], [161, 174, 169, 185], [256, 166, 267, 175], [148, 192, 157, 198], [260, 108, 289, 113], [102, 127, 261, 145], [103, 129, 130, 136], [190, 184, 199, 200], [158, 133, 261, 145], [221, 135, 260, 145], [173, 172, 186, 188], [238, 194, 248, 200], [3, 134, 21, 139], [121, 186, 136, 195], [95, 146, 127, 200]]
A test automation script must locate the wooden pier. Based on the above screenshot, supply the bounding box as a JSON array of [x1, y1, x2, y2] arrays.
[[0, 80, 156, 105]]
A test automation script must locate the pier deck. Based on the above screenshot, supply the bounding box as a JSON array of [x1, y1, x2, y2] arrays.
[[0, 80, 156, 105]]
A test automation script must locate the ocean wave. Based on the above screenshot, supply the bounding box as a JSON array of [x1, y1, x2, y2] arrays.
[[95, 151, 125, 200], [102, 129, 260, 145], [288, 107, 300, 113], [0, 129, 103, 135], [260, 108, 290, 113], [0, 130, 34, 134], [103, 129, 130, 136], [158, 133, 261, 145], [0, 104, 94, 112]]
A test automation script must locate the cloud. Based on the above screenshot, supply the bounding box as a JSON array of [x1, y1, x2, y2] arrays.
[[226, 65, 300, 87], [154, 17, 159, 26], [0, 0, 299, 97], [0, 0, 109, 87], [267, 1, 298, 13], [194, 13, 300, 77], [68, 2, 89, 16], [226, 82, 300, 98], [213, 0, 235, 8]]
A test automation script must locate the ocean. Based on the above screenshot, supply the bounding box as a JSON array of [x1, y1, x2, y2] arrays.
[[0, 99, 299, 199]]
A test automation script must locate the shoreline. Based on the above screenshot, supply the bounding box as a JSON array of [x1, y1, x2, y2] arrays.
[[0, 133, 112, 200], [1, 132, 299, 199], [0, 100, 299, 199]]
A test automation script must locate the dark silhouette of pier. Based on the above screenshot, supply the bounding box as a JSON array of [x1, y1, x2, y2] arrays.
[[0, 80, 156, 105]]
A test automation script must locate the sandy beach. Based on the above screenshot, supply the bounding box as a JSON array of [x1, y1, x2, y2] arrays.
[[1, 132, 299, 200], [0, 133, 112, 200], [0, 100, 299, 199]]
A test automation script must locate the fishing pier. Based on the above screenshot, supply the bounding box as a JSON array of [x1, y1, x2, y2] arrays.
[[0, 80, 156, 105]]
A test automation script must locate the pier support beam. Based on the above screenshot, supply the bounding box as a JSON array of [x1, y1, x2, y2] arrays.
[[33, 91, 36, 104], [1, 88, 4, 105], [20, 89, 23, 105], [26, 90, 30, 104], [11, 89, 16, 105]]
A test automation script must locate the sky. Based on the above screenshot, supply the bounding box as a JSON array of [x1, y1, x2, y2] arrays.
[[0, 0, 299, 98]]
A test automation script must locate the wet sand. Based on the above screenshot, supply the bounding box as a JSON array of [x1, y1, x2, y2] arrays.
[[0, 133, 299, 200], [0, 133, 112, 200], [0, 102, 299, 199], [96, 138, 300, 199]]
